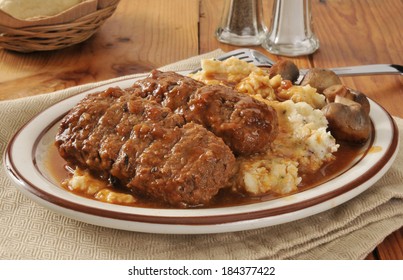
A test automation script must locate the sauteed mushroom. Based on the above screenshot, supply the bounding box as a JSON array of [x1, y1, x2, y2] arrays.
[[323, 85, 370, 114], [352, 91, 370, 115], [323, 84, 352, 102], [301, 68, 342, 93], [269, 60, 300, 83], [322, 88, 371, 144]]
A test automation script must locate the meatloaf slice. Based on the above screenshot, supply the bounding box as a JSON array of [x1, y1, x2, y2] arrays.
[[132, 70, 278, 155], [111, 122, 236, 207], [131, 69, 205, 112], [186, 85, 279, 156], [55, 87, 125, 173], [56, 87, 236, 207]]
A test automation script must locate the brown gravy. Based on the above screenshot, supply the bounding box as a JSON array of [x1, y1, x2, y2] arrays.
[[46, 139, 371, 209]]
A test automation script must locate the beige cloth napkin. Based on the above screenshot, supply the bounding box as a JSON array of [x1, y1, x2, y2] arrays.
[[1, 50, 402, 260]]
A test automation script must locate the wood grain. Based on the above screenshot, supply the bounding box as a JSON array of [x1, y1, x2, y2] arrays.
[[0, 0, 199, 100], [376, 228, 403, 259], [311, 0, 403, 118]]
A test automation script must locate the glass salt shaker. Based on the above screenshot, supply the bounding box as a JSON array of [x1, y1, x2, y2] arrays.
[[215, 0, 267, 46], [262, 0, 319, 56]]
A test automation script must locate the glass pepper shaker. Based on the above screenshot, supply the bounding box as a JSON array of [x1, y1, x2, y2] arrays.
[[262, 0, 319, 56], [215, 0, 267, 46]]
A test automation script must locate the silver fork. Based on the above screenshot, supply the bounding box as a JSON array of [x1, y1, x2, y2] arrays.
[[192, 48, 403, 81], [212, 48, 276, 67], [190, 48, 274, 74]]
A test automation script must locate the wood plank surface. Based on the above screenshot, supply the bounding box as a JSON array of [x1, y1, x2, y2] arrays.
[[375, 228, 403, 260], [0, 0, 199, 100], [311, 0, 403, 118]]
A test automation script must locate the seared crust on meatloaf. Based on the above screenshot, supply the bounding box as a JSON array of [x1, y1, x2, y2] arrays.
[[187, 85, 279, 156], [131, 70, 278, 155], [55, 87, 236, 207]]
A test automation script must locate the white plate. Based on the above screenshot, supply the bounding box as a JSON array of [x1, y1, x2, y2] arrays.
[[4, 76, 400, 234]]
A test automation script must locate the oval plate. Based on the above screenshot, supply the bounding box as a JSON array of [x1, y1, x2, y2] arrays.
[[4, 76, 400, 234]]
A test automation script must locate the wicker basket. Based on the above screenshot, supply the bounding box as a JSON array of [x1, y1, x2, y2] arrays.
[[0, 0, 120, 52]]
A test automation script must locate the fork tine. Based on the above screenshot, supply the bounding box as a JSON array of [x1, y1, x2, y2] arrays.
[[215, 49, 248, 61], [190, 48, 274, 74], [221, 48, 274, 67], [249, 49, 275, 66]]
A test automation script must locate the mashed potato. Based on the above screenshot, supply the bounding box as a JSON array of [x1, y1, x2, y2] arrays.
[[94, 189, 136, 204], [191, 57, 260, 86], [190, 58, 326, 109], [236, 71, 280, 100], [64, 168, 136, 204], [192, 57, 339, 196], [239, 155, 301, 195], [269, 100, 338, 174], [236, 100, 338, 195], [276, 84, 326, 109]]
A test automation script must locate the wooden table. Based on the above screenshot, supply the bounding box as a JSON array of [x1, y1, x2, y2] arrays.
[[0, 0, 402, 259]]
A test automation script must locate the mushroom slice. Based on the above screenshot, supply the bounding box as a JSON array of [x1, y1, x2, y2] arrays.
[[323, 85, 370, 115], [323, 84, 354, 103], [269, 60, 300, 83], [351, 90, 370, 115], [334, 95, 358, 106], [301, 68, 342, 93], [322, 97, 371, 144]]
